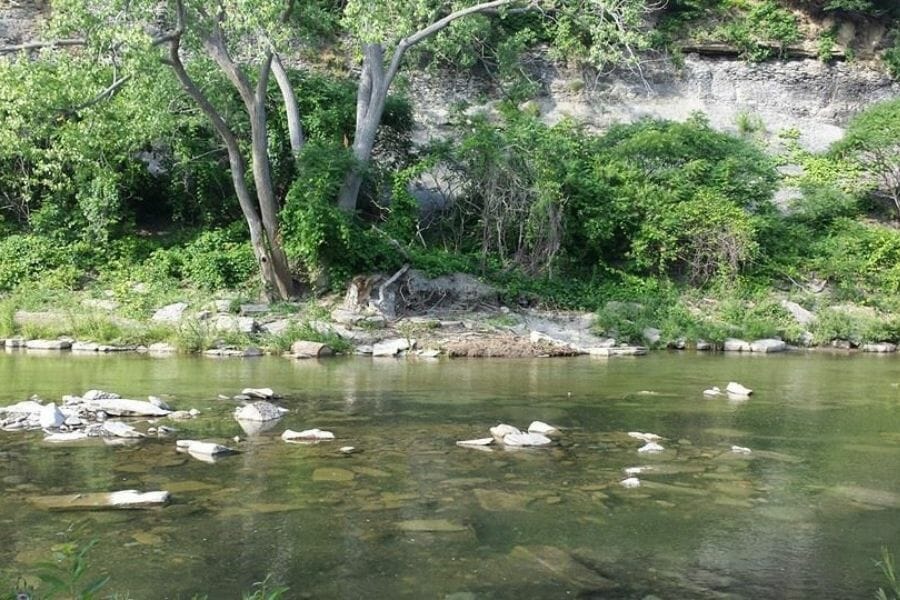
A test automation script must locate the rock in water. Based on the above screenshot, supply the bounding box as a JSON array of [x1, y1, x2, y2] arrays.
[[281, 428, 335, 442], [233, 401, 287, 422], [241, 387, 276, 399], [489, 424, 522, 442], [703, 387, 722, 397], [102, 420, 145, 439], [628, 431, 662, 443], [620, 477, 641, 488], [176, 440, 236, 457], [528, 421, 559, 435], [82, 389, 121, 401], [725, 382, 753, 397], [456, 438, 494, 448], [39, 402, 65, 429], [637, 442, 665, 454], [29, 490, 170, 511], [87, 398, 170, 417], [502, 432, 553, 447], [731, 445, 752, 454]]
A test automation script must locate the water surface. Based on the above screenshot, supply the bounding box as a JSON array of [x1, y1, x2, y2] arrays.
[[1, 351, 898, 598]]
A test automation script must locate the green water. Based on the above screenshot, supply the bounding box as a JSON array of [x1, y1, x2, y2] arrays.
[[0, 351, 898, 599]]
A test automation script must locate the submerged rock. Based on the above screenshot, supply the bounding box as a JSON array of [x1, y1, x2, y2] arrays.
[[508, 546, 616, 591], [312, 467, 355, 482], [43, 431, 93, 443], [282, 428, 335, 442], [102, 420, 145, 439], [397, 519, 468, 532], [29, 490, 170, 511], [176, 440, 236, 458], [474, 488, 533, 511], [628, 431, 662, 443], [637, 442, 665, 454]]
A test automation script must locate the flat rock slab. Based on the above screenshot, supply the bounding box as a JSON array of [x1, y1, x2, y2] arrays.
[[25, 339, 72, 350], [509, 546, 616, 591], [291, 341, 333, 358], [588, 346, 647, 357], [397, 519, 468, 533], [29, 490, 170, 511], [372, 338, 414, 357], [474, 489, 533, 511], [862, 343, 897, 353], [723, 338, 751, 352], [312, 468, 355, 482], [152, 302, 188, 323], [209, 315, 257, 333], [88, 399, 170, 417]]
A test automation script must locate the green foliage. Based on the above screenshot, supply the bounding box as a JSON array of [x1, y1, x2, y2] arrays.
[[876, 547, 900, 600], [885, 31, 900, 80], [718, 0, 801, 61], [32, 539, 110, 600], [833, 98, 900, 217]]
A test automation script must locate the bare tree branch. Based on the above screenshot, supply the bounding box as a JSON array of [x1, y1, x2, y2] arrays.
[[0, 38, 86, 54]]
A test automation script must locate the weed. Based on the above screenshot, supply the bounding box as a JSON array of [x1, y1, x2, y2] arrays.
[[876, 546, 899, 600]]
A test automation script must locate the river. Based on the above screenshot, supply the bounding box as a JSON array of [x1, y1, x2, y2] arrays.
[[1, 351, 898, 598]]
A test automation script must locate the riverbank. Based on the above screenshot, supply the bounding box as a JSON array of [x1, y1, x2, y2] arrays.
[[2, 269, 899, 359]]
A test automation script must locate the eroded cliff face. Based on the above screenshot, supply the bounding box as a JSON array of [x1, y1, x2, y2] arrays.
[[409, 54, 899, 152], [0, 0, 45, 46]]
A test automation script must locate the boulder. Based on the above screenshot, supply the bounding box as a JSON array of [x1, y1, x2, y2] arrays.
[[83, 390, 121, 401], [528, 421, 559, 435], [209, 314, 257, 333], [725, 382, 753, 397], [628, 432, 662, 443], [862, 342, 897, 353], [372, 338, 414, 357], [489, 424, 522, 442], [147, 342, 177, 353], [233, 401, 286, 422], [25, 339, 72, 350], [71, 342, 100, 352], [620, 477, 641, 488], [290, 341, 333, 359], [780, 300, 815, 326], [239, 303, 270, 316], [723, 338, 751, 352], [151, 302, 188, 323], [696, 340, 713, 351], [39, 402, 65, 429], [643, 327, 662, 345], [750, 339, 787, 353]]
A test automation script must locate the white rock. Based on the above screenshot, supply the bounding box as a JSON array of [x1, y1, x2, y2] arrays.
[[456, 437, 494, 448], [102, 420, 145, 439], [107, 490, 170, 507], [725, 382, 753, 397], [781, 300, 815, 326], [703, 387, 722, 397], [209, 314, 257, 333], [528, 421, 559, 435], [628, 431, 662, 443], [241, 387, 276, 399], [71, 342, 100, 352], [418, 349, 441, 358], [39, 403, 65, 429], [0, 400, 43, 416], [731, 445, 752, 454], [83, 390, 121, 401], [723, 338, 751, 352], [234, 401, 286, 422], [489, 424, 522, 442], [372, 338, 414, 357], [148, 396, 172, 410], [176, 440, 235, 456], [43, 431, 92, 443], [862, 342, 898, 353], [502, 432, 553, 447], [624, 466, 650, 475], [750, 339, 787, 353], [87, 398, 170, 417], [281, 428, 335, 442], [151, 302, 189, 323], [25, 339, 72, 350], [620, 477, 641, 488], [188, 408, 200, 417], [637, 442, 665, 454], [168, 410, 193, 420]]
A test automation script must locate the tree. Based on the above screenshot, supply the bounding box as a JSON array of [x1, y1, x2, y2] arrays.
[[337, 0, 660, 212], [3, 0, 658, 298], [834, 98, 900, 219]]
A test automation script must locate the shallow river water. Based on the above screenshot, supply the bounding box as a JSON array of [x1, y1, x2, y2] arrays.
[[0, 351, 898, 599]]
